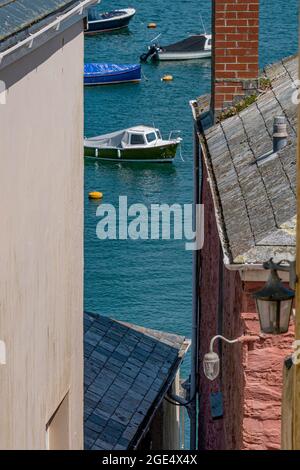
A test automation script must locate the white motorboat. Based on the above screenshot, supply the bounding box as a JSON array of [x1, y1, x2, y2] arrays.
[[84, 125, 182, 163], [140, 34, 212, 62]]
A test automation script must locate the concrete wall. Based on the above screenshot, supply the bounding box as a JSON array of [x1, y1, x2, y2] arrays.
[[199, 167, 294, 450], [0, 21, 84, 449]]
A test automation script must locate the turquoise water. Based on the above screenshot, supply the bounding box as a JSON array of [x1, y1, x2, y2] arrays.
[[84, 0, 298, 448]]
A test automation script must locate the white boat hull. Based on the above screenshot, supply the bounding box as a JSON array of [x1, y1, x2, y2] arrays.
[[158, 50, 211, 61]]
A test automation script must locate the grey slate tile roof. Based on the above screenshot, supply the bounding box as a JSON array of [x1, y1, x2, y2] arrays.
[[84, 312, 190, 450], [196, 55, 298, 266], [0, 0, 86, 50]]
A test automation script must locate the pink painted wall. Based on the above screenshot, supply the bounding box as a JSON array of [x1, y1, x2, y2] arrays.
[[240, 286, 295, 450], [199, 170, 295, 450]]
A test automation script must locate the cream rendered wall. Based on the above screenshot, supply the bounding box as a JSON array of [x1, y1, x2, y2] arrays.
[[162, 374, 181, 450], [147, 374, 181, 450], [0, 21, 84, 449]]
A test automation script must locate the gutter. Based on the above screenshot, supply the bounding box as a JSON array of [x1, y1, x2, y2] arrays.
[[0, 0, 100, 69], [225, 263, 264, 271]]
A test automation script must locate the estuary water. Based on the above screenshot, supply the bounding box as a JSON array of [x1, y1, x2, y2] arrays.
[[84, 0, 298, 448]]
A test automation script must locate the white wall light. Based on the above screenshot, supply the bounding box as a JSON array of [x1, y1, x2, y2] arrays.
[[203, 335, 241, 381]]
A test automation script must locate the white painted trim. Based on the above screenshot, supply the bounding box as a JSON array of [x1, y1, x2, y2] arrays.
[[84, 156, 174, 163], [0, 0, 100, 65], [239, 268, 290, 283], [225, 262, 292, 283], [225, 263, 264, 271]]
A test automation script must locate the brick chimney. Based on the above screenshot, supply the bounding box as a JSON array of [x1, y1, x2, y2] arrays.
[[212, 0, 259, 115]]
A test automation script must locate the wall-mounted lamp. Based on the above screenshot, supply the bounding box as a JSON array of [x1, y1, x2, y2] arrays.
[[203, 335, 241, 381], [253, 258, 295, 335]]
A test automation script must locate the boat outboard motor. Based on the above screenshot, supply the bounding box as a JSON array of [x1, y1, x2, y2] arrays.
[[140, 44, 160, 62]]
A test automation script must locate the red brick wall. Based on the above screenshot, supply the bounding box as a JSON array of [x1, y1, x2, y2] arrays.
[[198, 165, 245, 449], [198, 166, 224, 449], [212, 0, 259, 112], [199, 167, 295, 450]]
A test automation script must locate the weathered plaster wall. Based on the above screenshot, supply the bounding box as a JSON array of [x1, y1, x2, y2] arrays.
[[0, 21, 84, 449], [199, 167, 294, 450]]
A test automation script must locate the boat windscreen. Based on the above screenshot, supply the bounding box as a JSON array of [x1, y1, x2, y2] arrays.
[[146, 132, 157, 143], [88, 9, 125, 21], [162, 35, 206, 53], [101, 10, 125, 19], [88, 7, 99, 21]]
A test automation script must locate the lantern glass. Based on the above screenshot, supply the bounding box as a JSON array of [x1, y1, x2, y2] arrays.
[[256, 298, 293, 334], [203, 352, 220, 381]]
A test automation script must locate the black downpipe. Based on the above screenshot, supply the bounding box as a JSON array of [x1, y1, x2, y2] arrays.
[[190, 123, 203, 450]]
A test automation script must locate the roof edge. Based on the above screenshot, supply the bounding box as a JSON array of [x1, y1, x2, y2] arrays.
[[0, 0, 99, 69]]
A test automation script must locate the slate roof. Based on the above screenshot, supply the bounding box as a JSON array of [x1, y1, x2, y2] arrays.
[[194, 55, 298, 266], [84, 312, 190, 450], [0, 0, 88, 51]]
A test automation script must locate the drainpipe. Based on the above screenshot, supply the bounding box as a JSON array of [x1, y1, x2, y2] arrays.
[[189, 120, 201, 450]]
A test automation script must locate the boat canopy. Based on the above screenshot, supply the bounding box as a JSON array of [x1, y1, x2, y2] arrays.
[[85, 126, 162, 148], [162, 35, 207, 52], [84, 63, 140, 76]]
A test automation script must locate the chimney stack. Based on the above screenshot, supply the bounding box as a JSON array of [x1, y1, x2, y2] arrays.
[[212, 0, 259, 116], [273, 116, 288, 153]]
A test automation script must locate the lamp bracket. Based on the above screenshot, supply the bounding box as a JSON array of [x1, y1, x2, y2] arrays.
[[263, 258, 296, 289]]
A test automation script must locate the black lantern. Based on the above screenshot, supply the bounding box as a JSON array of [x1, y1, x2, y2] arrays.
[[253, 259, 295, 335]]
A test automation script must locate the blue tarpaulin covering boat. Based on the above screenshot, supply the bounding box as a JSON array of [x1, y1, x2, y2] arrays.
[[84, 63, 141, 86]]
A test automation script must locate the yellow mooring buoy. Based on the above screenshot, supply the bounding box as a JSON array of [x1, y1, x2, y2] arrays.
[[147, 22, 157, 29], [162, 74, 174, 82], [89, 191, 103, 200]]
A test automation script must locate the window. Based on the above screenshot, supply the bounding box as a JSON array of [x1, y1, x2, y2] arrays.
[[146, 132, 157, 143], [156, 130, 162, 139], [207, 39, 212, 46], [46, 393, 70, 450], [130, 134, 145, 145]]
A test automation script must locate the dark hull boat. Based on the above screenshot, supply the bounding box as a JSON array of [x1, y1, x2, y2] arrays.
[[85, 8, 136, 34], [141, 34, 212, 62], [84, 63, 141, 86], [84, 126, 182, 163]]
